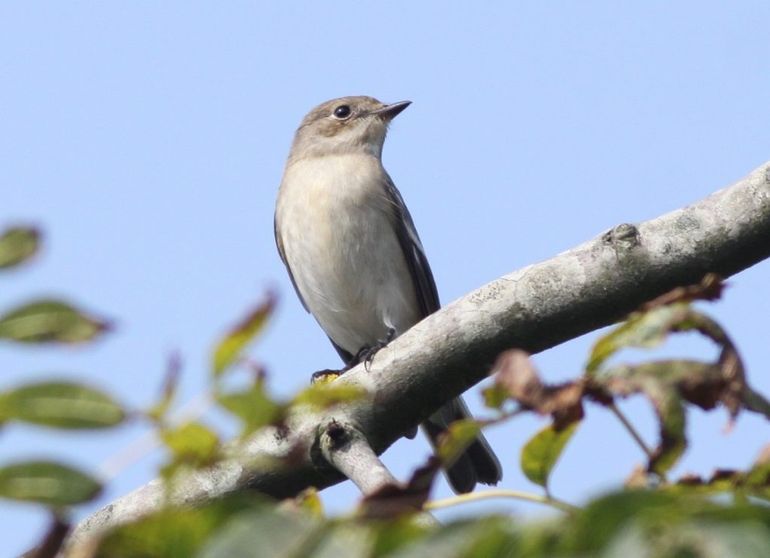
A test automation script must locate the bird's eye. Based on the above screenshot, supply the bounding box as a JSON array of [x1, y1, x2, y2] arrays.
[[333, 105, 352, 119]]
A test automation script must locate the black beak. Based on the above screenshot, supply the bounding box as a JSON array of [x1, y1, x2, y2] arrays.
[[372, 100, 411, 120]]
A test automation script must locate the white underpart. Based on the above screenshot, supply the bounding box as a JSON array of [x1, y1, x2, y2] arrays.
[[276, 153, 420, 356]]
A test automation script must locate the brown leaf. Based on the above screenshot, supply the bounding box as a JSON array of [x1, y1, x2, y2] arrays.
[[494, 350, 542, 402], [597, 355, 764, 477], [358, 457, 441, 519], [24, 514, 70, 558], [671, 469, 742, 492], [754, 444, 770, 466], [641, 273, 726, 310], [667, 451, 770, 500], [716, 345, 745, 418], [676, 473, 704, 486], [625, 465, 654, 489], [492, 350, 585, 428], [711, 468, 739, 482]]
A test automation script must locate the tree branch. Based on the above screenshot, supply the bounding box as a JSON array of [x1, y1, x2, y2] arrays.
[[317, 420, 398, 495], [68, 161, 770, 545]]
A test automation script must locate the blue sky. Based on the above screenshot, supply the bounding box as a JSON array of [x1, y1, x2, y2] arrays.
[[2, 2, 770, 554]]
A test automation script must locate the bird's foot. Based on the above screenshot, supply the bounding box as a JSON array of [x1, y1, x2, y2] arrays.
[[310, 368, 344, 384], [357, 328, 396, 371], [311, 348, 374, 383]]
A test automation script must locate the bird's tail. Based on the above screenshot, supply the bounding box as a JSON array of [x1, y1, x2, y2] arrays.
[[421, 396, 502, 494]]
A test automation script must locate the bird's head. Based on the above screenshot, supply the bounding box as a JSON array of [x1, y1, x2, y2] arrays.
[[289, 96, 411, 161]]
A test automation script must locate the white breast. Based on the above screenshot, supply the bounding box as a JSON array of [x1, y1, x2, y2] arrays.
[[276, 154, 421, 356]]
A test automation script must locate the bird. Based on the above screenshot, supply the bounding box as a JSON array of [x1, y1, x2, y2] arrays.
[[274, 95, 501, 493]]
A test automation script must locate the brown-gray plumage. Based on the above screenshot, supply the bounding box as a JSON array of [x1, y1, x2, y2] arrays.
[[274, 96, 502, 493]]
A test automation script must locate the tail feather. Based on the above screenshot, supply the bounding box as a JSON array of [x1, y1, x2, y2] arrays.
[[422, 396, 502, 494]]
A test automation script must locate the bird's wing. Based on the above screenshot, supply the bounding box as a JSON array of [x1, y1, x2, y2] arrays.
[[274, 214, 309, 312], [274, 214, 355, 363], [385, 175, 503, 493], [382, 173, 441, 316]]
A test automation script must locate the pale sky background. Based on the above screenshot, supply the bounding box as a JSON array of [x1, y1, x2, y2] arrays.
[[2, 2, 770, 555]]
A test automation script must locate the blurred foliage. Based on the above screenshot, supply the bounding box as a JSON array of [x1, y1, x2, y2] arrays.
[[437, 419, 482, 468], [82, 274, 770, 557], [211, 292, 275, 377], [0, 461, 102, 506], [0, 226, 40, 269], [0, 381, 125, 429], [480, 274, 770, 482], [91, 490, 770, 558], [520, 422, 578, 492], [0, 225, 114, 522], [0, 299, 111, 344], [159, 421, 222, 479], [2, 224, 770, 558]]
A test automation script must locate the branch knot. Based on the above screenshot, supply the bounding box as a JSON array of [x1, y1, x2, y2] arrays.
[[602, 223, 641, 250]]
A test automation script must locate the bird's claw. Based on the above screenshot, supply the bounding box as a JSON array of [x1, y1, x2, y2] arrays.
[[357, 328, 396, 371], [311, 369, 343, 384]]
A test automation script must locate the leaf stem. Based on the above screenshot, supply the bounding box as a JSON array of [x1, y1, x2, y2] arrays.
[[425, 488, 579, 514], [98, 390, 213, 480], [609, 402, 652, 457]]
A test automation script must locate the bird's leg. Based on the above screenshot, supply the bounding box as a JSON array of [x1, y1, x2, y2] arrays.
[[310, 349, 367, 384], [312, 328, 396, 382], [360, 328, 396, 371]]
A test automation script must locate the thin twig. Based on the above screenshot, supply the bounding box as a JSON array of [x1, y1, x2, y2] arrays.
[[608, 402, 670, 482], [608, 402, 653, 458], [425, 488, 579, 514], [608, 401, 664, 466], [98, 391, 213, 481]]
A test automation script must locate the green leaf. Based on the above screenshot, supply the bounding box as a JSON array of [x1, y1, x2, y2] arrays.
[[198, 508, 319, 558], [359, 457, 440, 519], [587, 303, 692, 374], [95, 493, 271, 558], [0, 460, 102, 505], [640, 376, 686, 475], [745, 467, 770, 490], [745, 446, 770, 494], [564, 491, 682, 553], [598, 362, 691, 475], [743, 388, 770, 420], [309, 523, 376, 558], [289, 487, 324, 519], [666, 459, 770, 502], [521, 422, 578, 490], [211, 293, 275, 377], [566, 490, 770, 556], [370, 519, 430, 556], [216, 380, 283, 437], [383, 517, 516, 558], [0, 226, 40, 269], [0, 380, 125, 429], [0, 299, 112, 344], [481, 384, 509, 410], [145, 354, 182, 423], [291, 382, 367, 411], [437, 419, 482, 467], [160, 421, 221, 478]]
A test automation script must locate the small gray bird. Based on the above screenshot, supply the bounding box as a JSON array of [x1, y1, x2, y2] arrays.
[[274, 96, 502, 493]]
